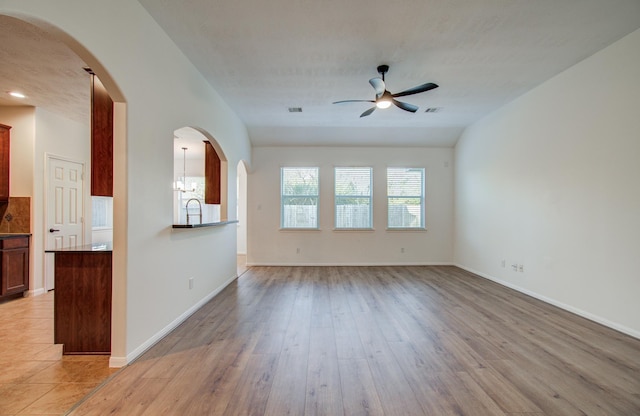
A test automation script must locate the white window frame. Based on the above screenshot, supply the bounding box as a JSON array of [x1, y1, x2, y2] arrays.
[[387, 167, 425, 230], [280, 167, 319, 229], [334, 166, 373, 230]]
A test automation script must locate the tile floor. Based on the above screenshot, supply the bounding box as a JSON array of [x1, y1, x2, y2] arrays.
[[1, 256, 249, 415], [0, 292, 118, 416]]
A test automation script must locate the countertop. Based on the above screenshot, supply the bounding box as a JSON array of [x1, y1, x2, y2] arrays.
[[45, 242, 112, 253], [172, 220, 238, 229], [0, 233, 31, 239]]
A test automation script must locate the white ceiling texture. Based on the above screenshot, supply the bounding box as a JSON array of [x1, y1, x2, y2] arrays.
[[2, 1, 640, 147]]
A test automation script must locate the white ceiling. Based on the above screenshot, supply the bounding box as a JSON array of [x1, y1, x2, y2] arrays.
[[2, 2, 640, 147], [0, 15, 90, 125]]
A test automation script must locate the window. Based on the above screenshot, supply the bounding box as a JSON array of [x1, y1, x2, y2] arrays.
[[387, 167, 425, 229], [335, 167, 372, 229], [281, 167, 319, 229], [91, 196, 113, 229]]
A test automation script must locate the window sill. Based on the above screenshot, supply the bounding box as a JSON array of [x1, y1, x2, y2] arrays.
[[333, 228, 375, 232], [279, 228, 321, 231]]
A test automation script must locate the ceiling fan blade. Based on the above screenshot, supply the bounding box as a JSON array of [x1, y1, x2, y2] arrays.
[[333, 99, 375, 104], [360, 107, 376, 117], [392, 99, 418, 113], [392, 82, 439, 98], [369, 77, 386, 98]]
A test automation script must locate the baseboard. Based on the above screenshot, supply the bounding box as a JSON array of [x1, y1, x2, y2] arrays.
[[246, 261, 454, 267], [25, 288, 46, 297], [108, 356, 128, 368], [454, 263, 640, 340], [112, 273, 239, 368]]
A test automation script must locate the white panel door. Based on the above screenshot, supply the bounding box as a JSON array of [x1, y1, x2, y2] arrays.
[[45, 156, 84, 291]]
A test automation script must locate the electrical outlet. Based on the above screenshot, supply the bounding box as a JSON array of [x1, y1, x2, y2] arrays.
[[296, 247, 300, 254], [189, 277, 194, 289], [400, 247, 405, 253], [519, 264, 524, 272], [511, 264, 518, 271]]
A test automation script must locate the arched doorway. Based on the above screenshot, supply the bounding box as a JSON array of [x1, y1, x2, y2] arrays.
[[237, 160, 249, 272], [0, 13, 127, 366]]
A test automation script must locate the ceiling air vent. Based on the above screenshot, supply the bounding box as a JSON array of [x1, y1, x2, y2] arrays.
[[424, 107, 442, 113], [288, 107, 302, 113]]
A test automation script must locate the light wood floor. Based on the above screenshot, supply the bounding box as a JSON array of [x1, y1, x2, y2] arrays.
[[65, 266, 639, 415], [0, 291, 118, 415]]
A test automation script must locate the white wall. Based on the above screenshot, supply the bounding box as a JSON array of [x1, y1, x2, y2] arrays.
[[0, 107, 89, 295], [454, 29, 640, 337], [35, 107, 91, 292], [0, 0, 251, 365], [237, 161, 248, 255], [0, 107, 35, 197], [249, 146, 454, 265]]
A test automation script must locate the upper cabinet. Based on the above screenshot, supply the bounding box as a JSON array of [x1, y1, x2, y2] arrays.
[[0, 124, 10, 203], [90, 74, 114, 197], [204, 140, 221, 205]]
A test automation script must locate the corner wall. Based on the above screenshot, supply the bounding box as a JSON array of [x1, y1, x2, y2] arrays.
[[249, 146, 454, 265], [454, 29, 640, 337]]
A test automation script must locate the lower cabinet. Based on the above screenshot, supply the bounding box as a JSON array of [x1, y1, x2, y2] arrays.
[[54, 250, 112, 354], [0, 236, 30, 299]]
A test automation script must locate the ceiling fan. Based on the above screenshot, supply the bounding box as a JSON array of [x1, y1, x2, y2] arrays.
[[333, 65, 438, 118]]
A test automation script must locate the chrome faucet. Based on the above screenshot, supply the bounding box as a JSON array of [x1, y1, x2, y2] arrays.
[[185, 198, 202, 225]]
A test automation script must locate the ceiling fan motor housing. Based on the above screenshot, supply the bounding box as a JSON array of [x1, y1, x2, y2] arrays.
[[377, 64, 389, 78]]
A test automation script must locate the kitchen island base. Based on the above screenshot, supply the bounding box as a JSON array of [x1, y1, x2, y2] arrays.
[[52, 248, 112, 355]]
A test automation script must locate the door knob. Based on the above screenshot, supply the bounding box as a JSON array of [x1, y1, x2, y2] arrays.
[[49, 228, 60, 233]]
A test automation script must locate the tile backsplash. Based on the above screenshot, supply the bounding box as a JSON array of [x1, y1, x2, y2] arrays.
[[0, 197, 31, 233]]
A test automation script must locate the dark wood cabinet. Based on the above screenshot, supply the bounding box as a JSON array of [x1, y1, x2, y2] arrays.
[[204, 140, 221, 204], [90, 75, 114, 197], [0, 124, 10, 202], [0, 235, 29, 299], [54, 249, 112, 354]]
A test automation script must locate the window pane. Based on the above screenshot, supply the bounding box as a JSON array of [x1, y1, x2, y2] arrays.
[[335, 167, 372, 229], [282, 167, 319, 196], [335, 167, 371, 196], [92, 196, 113, 229], [281, 167, 319, 228], [387, 168, 424, 228]]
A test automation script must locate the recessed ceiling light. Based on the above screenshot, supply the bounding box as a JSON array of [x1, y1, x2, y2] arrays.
[[8, 91, 26, 99], [288, 107, 302, 113]]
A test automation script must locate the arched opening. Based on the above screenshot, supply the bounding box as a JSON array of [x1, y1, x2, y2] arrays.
[[237, 160, 249, 273], [0, 13, 127, 367], [173, 127, 228, 225]]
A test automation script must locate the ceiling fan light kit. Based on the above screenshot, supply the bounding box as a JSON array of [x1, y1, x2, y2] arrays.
[[333, 65, 438, 117]]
